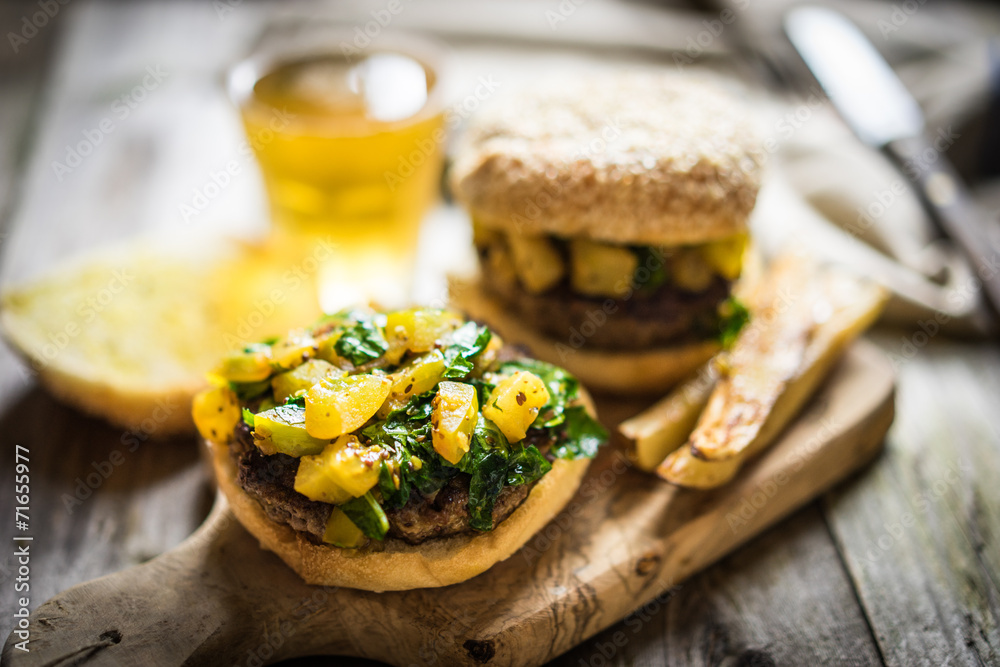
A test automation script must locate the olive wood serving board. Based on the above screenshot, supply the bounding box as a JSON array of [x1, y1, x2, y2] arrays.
[[3, 340, 894, 667]]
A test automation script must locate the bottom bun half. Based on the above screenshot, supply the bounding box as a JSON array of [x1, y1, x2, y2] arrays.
[[449, 278, 719, 396], [212, 438, 591, 591]]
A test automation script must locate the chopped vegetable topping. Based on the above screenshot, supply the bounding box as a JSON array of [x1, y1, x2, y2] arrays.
[[193, 307, 608, 547], [334, 311, 389, 366]]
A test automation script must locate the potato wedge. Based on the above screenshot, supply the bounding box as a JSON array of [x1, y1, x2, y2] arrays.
[[657, 252, 887, 488], [619, 363, 719, 472]]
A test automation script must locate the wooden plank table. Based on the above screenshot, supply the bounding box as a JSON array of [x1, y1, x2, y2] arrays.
[[0, 2, 997, 665]]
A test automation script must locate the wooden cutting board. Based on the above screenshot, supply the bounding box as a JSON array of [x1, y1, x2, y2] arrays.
[[2, 340, 894, 667]]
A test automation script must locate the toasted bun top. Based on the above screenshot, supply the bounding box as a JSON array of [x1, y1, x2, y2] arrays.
[[450, 71, 762, 245]]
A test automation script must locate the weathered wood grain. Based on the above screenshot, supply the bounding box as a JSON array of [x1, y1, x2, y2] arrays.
[[822, 330, 1000, 667], [2, 341, 893, 666], [558, 506, 884, 667], [3, 2, 998, 666]]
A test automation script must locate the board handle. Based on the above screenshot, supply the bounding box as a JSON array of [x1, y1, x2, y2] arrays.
[[2, 495, 265, 665]]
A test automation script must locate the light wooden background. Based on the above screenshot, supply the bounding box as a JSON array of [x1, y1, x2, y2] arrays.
[[0, 1, 997, 665]]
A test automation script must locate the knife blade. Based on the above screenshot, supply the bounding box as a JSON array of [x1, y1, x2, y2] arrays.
[[785, 6, 1000, 322]]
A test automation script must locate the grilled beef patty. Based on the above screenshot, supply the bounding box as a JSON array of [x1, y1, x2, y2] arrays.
[[478, 242, 731, 349], [231, 422, 540, 545]]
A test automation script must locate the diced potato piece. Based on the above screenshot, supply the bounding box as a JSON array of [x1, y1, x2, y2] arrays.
[[670, 248, 715, 292], [384, 308, 463, 361], [472, 218, 502, 247], [506, 233, 564, 294], [253, 404, 329, 457], [483, 242, 520, 296], [378, 350, 446, 417], [270, 329, 319, 370], [322, 507, 367, 548], [315, 331, 351, 368], [569, 239, 637, 297], [305, 373, 392, 439], [192, 386, 241, 443], [700, 233, 747, 281], [216, 344, 272, 383], [294, 434, 383, 501], [482, 371, 550, 442], [271, 359, 341, 403], [473, 334, 504, 376], [432, 381, 479, 464]]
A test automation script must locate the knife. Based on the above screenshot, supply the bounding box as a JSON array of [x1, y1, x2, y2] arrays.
[[784, 6, 1000, 320]]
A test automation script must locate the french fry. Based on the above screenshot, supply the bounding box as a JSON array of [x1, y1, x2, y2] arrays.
[[657, 253, 887, 488], [620, 363, 718, 472], [685, 254, 828, 462], [617, 243, 764, 472]]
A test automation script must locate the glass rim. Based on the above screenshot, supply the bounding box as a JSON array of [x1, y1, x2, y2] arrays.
[[226, 23, 450, 131]]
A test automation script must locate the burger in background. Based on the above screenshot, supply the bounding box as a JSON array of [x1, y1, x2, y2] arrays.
[[450, 72, 763, 395]]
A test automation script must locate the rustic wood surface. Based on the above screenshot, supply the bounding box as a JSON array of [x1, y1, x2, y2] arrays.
[[0, 1, 997, 666], [2, 342, 893, 666]]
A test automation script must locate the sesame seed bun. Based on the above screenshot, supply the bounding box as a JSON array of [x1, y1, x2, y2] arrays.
[[450, 72, 762, 246]]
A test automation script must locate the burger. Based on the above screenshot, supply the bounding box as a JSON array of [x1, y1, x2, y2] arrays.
[[449, 72, 762, 395], [193, 307, 606, 591]]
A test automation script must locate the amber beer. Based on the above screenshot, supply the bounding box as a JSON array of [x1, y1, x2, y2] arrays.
[[229, 34, 445, 307]]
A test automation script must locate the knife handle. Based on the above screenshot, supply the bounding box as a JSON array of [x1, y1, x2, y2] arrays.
[[884, 135, 1000, 321]]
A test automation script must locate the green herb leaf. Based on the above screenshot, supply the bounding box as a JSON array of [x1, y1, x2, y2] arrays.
[[441, 322, 491, 380], [718, 296, 750, 348], [241, 408, 255, 428], [633, 246, 669, 294], [442, 357, 475, 380], [282, 393, 306, 408], [334, 314, 389, 366], [365, 391, 456, 506], [229, 378, 271, 401], [505, 444, 552, 486], [461, 419, 511, 531], [339, 492, 389, 540], [551, 406, 608, 460]]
